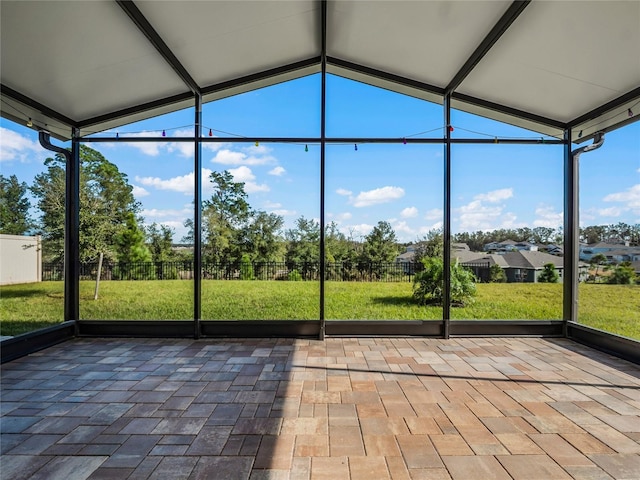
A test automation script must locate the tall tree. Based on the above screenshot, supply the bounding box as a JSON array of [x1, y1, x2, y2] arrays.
[[200, 170, 252, 264], [30, 145, 139, 262], [241, 211, 284, 263], [0, 174, 33, 235], [360, 221, 398, 264], [147, 222, 175, 263], [285, 216, 320, 265]]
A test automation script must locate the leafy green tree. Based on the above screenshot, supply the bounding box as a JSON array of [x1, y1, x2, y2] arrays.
[[113, 213, 152, 280], [412, 257, 476, 306], [0, 174, 33, 235], [531, 227, 555, 245], [608, 263, 637, 285], [147, 222, 174, 263], [242, 211, 284, 263], [199, 170, 252, 264], [489, 263, 506, 283], [538, 263, 559, 283], [358, 221, 398, 279], [589, 253, 608, 283], [360, 221, 398, 264], [30, 145, 139, 262], [413, 228, 443, 262], [285, 216, 320, 278]]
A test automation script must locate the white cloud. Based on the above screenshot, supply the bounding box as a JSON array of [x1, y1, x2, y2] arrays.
[[424, 208, 443, 221], [121, 131, 164, 156], [392, 220, 415, 236], [419, 222, 442, 234], [343, 223, 374, 238], [0, 127, 46, 163], [263, 201, 282, 209], [351, 186, 405, 207], [141, 207, 191, 219], [132, 185, 150, 198], [136, 168, 213, 195], [268, 166, 286, 176], [228, 166, 269, 193], [336, 188, 352, 196], [455, 188, 521, 231], [533, 205, 563, 227], [597, 207, 623, 217], [272, 209, 297, 216], [475, 188, 513, 203], [335, 212, 352, 221], [603, 184, 640, 213], [211, 148, 276, 166], [400, 207, 418, 218]]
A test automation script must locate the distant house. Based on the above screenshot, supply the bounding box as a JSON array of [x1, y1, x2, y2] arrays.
[[579, 242, 639, 262], [545, 244, 564, 256], [484, 239, 538, 253], [462, 250, 588, 283]]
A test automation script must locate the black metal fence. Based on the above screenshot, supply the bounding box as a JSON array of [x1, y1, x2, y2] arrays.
[[42, 261, 424, 282]]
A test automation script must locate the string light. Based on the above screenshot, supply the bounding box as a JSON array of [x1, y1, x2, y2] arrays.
[[116, 133, 119, 139], [27, 118, 33, 127], [305, 144, 308, 152], [354, 144, 358, 151], [629, 108, 634, 117], [494, 137, 498, 144], [402, 138, 406, 145], [449, 126, 454, 132], [578, 130, 582, 138], [255, 141, 259, 147], [162, 130, 166, 137], [209, 128, 213, 137]]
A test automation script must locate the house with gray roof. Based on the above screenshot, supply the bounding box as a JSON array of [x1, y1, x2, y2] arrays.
[[462, 251, 589, 283]]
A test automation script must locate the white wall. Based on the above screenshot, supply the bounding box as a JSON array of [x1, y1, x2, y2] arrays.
[[0, 234, 42, 285]]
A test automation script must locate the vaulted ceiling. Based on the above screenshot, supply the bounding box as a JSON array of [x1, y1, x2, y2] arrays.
[[1, 1, 639, 142]]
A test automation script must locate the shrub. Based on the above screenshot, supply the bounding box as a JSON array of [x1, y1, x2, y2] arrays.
[[288, 269, 302, 281], [608, 263, 637, 285], [240, 254, 254, 280], [412, 257, 476, 306], [489, 263, 506, 283], [538, 263, 559, 283]]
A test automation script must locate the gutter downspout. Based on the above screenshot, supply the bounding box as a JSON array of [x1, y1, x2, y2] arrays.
[[38, 130, 80, 330], [565, 131, 604, 333]]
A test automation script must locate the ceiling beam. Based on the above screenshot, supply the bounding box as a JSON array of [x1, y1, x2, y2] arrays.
[[116, 0, 201, 94], [567, 86, 640, 128], [445, 0, 531, 94], [200, 58, 321, 96], [0, 84, 77, 128], [327, 57, 445, 97], [78, 91, 194, 131], [452, 91, 566, 130]]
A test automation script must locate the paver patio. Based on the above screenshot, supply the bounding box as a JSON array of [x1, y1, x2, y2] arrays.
[[1, 337, 639, 479]]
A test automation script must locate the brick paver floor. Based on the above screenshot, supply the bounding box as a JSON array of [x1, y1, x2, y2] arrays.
[[1, 337, 639, 479]]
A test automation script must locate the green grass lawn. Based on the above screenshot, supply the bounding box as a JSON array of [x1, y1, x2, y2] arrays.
[[1, 281, 638, 339]]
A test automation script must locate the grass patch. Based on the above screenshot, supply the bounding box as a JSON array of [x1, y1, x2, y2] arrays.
[[1, 281, 638, 339]]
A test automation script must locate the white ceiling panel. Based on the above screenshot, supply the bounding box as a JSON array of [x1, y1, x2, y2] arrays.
[[458, 0, 640, 123], [1, 1, 638, 140], [137, 0, 320, 87], [327, 0, 511, 88], [0, 0, 188, 123]]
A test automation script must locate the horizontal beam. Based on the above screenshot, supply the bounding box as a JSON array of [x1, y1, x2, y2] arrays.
[[80, 135, 563, 145], [201, 57, 321, 97], [0, 84, 77, 127], [567, 86, 640, 128]]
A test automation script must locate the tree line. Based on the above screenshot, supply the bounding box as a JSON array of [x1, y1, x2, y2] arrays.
[[1, 145, 638, 269]]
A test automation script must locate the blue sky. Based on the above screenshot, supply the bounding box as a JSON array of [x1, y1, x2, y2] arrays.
[[1, 73, 639, 244]]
